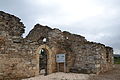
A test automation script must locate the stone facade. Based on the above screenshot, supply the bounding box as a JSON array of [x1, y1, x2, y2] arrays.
[[0, 11, 114, 79]]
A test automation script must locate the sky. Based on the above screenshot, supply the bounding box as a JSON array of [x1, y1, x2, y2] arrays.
[[0, 0, 120, 54]]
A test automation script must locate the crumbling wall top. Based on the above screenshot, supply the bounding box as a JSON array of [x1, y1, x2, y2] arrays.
[[0, 11, 25, 37], [26, 24, 52, 41]]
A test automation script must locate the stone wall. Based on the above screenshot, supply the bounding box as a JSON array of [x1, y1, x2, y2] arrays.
[[26, 24, 113, 74], [0, 11, 39, 79], [26, 24, 88, 73], [0, 11, 114, 79], [70, 42, 111, 74]]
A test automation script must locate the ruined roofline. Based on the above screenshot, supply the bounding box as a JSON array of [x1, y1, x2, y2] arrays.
[[0, 11, 22, 23], [34, 24, 52, 30], [30, 23, 85, 38], [0, 11, 25, 37], [105, 46, 113, 50], [63, 31, 85, 39], [86, 41, 106, 46], [86, 41, 113, 49], [25, 24, 52, 39], [0, 11, 113, 49], [26, 23, 86, 40], [0, 11, 25, 28], [26, 24, 113, 49]]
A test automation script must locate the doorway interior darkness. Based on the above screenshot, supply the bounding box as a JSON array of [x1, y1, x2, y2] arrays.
[[39, 48, 47, 75]]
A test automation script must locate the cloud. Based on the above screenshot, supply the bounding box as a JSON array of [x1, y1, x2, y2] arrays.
[[0, 0, 120, 54], [0, 0, 60, 35]]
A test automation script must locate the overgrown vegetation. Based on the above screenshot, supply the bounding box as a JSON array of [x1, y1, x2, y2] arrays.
[[114, 57, 120, 64]]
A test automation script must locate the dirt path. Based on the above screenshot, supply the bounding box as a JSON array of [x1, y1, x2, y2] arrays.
[[22, 72, 90, 80], [89, 64, 120, 80]]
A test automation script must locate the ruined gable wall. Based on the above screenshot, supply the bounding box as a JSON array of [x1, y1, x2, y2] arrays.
[[26, 24, 113, 74], [26, 24, 88, 72], [26, 24, 52, 42]]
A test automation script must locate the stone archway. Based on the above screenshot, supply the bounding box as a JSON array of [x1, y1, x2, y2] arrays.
[[39, 48, 47, 75], [36, 44, 55, 75]]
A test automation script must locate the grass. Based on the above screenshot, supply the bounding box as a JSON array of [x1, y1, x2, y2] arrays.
[[114, 57, 120, 64]]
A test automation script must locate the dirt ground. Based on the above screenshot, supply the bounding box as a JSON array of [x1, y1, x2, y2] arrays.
[[23, 64, 120, 80], [89, 64, 120, 80], [22, 72, 90, 80]]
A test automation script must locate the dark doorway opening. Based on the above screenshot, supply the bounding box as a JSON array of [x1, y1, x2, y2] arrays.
[[39, 48, 47, 75]]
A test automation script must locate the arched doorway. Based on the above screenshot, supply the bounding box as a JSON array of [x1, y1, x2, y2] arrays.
[[36, 44, 55, 75], [39, 48, 47, 75]]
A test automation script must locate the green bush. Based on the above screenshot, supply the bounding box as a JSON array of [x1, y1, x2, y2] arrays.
[[114, 57, 120, 64]]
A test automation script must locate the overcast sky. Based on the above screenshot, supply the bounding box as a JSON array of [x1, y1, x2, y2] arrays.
[[0, 0, 120, 54]]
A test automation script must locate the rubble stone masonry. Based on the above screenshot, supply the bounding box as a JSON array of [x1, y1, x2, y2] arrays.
[[0, 11, 114, 79]]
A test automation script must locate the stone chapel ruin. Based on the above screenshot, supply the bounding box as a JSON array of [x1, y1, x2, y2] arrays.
[[0, 11, 114, 79]]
